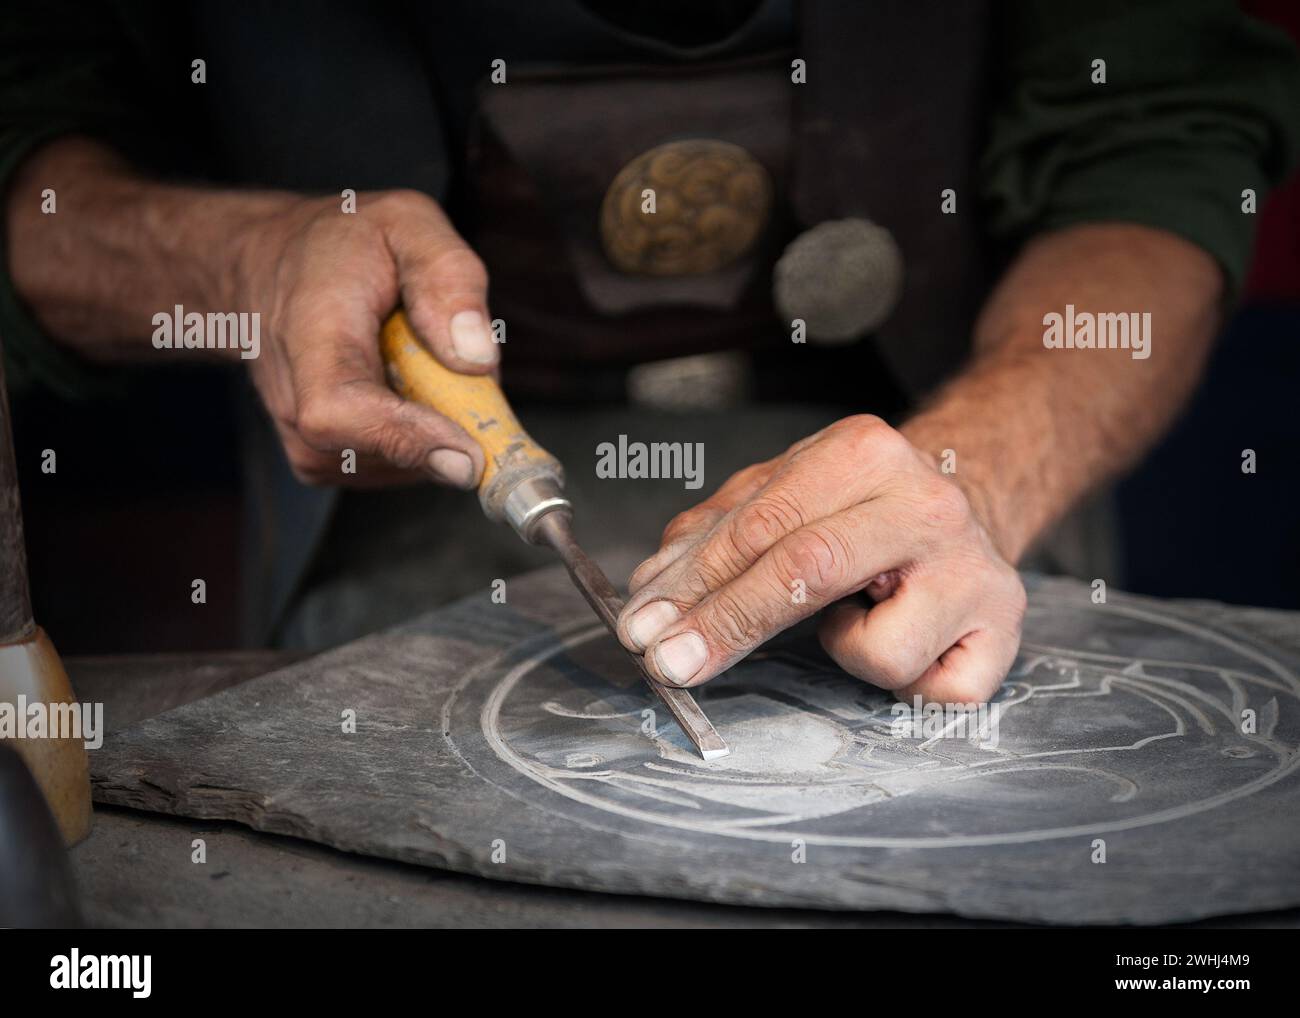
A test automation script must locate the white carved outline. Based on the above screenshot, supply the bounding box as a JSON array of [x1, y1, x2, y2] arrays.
[[475, 598, 1300, 848]]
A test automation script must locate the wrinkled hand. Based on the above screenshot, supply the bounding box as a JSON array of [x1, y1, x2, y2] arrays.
[[237, 189, 496, 488], [616, 415, 1026, 703]]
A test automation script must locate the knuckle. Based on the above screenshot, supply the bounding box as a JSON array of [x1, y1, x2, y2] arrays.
[[730, 494, 804, 560], [295, 397, 340, 449], [860, 642, 913, 690], [628, 552, 670, 592], [374, 188, 430, 215], [363, 400, 431, 467], [919, 479, 972, 532], [732, 460, 771, 488], [662, 507, 709, 545], [778, 525, 849, 597], [361, 423, 422, 470], [688, 551, 735, 600], [844, 416, 912, 468], [833, 413, 886, 435], [701, 590, 767, 656], [832, 413, 895, 454], [270, 403, 299, 433], [427, 245, 488, 291]]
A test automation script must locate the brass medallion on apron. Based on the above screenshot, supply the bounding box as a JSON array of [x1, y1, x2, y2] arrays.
[[599, 139, 772, 277]]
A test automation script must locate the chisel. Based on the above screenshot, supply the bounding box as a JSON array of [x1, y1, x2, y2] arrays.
[[380, 310, 730, 761]]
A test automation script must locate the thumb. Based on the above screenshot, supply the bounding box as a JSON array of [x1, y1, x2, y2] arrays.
[[290, 309, 486, 488], [376, 191, 498, 374]]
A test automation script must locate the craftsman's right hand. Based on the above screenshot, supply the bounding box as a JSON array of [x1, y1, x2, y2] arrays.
[[237, 189, 496, 488], [615, 416, 1026, 705]]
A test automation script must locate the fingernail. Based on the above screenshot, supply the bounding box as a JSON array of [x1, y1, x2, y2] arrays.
[[626, 601, 679, 650], [654, 632, 707, 686], [449, 310, 497, 365], [428, 449, 476, 489]]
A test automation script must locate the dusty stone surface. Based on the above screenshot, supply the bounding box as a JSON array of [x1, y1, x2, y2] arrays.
[[89, 566, 1300, 924]]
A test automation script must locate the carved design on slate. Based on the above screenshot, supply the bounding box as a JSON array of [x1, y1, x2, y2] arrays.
[[452, 595, 1300, 849]]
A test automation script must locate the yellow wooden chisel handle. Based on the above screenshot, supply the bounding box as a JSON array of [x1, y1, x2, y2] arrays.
[[379, 310, 566, 529]]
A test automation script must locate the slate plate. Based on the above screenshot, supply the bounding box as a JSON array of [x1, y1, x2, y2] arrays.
[[89, 567, 1300, 924]]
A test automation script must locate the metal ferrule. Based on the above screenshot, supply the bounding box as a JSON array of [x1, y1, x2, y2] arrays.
[[501, 475, 572, 545]]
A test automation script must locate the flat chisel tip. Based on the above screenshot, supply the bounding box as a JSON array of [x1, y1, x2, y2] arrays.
[[534, 510, 730, 762]]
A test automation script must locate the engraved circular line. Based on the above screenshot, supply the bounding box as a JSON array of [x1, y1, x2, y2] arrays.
[[475, 599, 1300, 848]]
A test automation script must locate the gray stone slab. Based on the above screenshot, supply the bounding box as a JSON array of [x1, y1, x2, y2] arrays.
[[68, 650, 306, 735], [89, 565, 1300, 924]]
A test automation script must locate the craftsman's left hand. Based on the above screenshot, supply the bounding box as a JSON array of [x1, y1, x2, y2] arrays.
[[616, 415, 1026, 703]]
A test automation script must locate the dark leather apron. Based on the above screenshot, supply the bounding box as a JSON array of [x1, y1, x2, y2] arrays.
[[460, 1, 993, 403]]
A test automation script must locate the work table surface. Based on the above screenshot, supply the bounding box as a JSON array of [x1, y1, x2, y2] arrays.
[[65, 652, 1300, 929]]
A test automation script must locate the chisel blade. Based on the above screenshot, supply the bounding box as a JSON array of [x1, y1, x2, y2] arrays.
[[534, 511, 730, 761]]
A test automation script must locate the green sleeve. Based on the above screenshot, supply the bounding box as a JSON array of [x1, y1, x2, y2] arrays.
[[980, 0, 1300, 297], [0, 1, 143, 398]]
